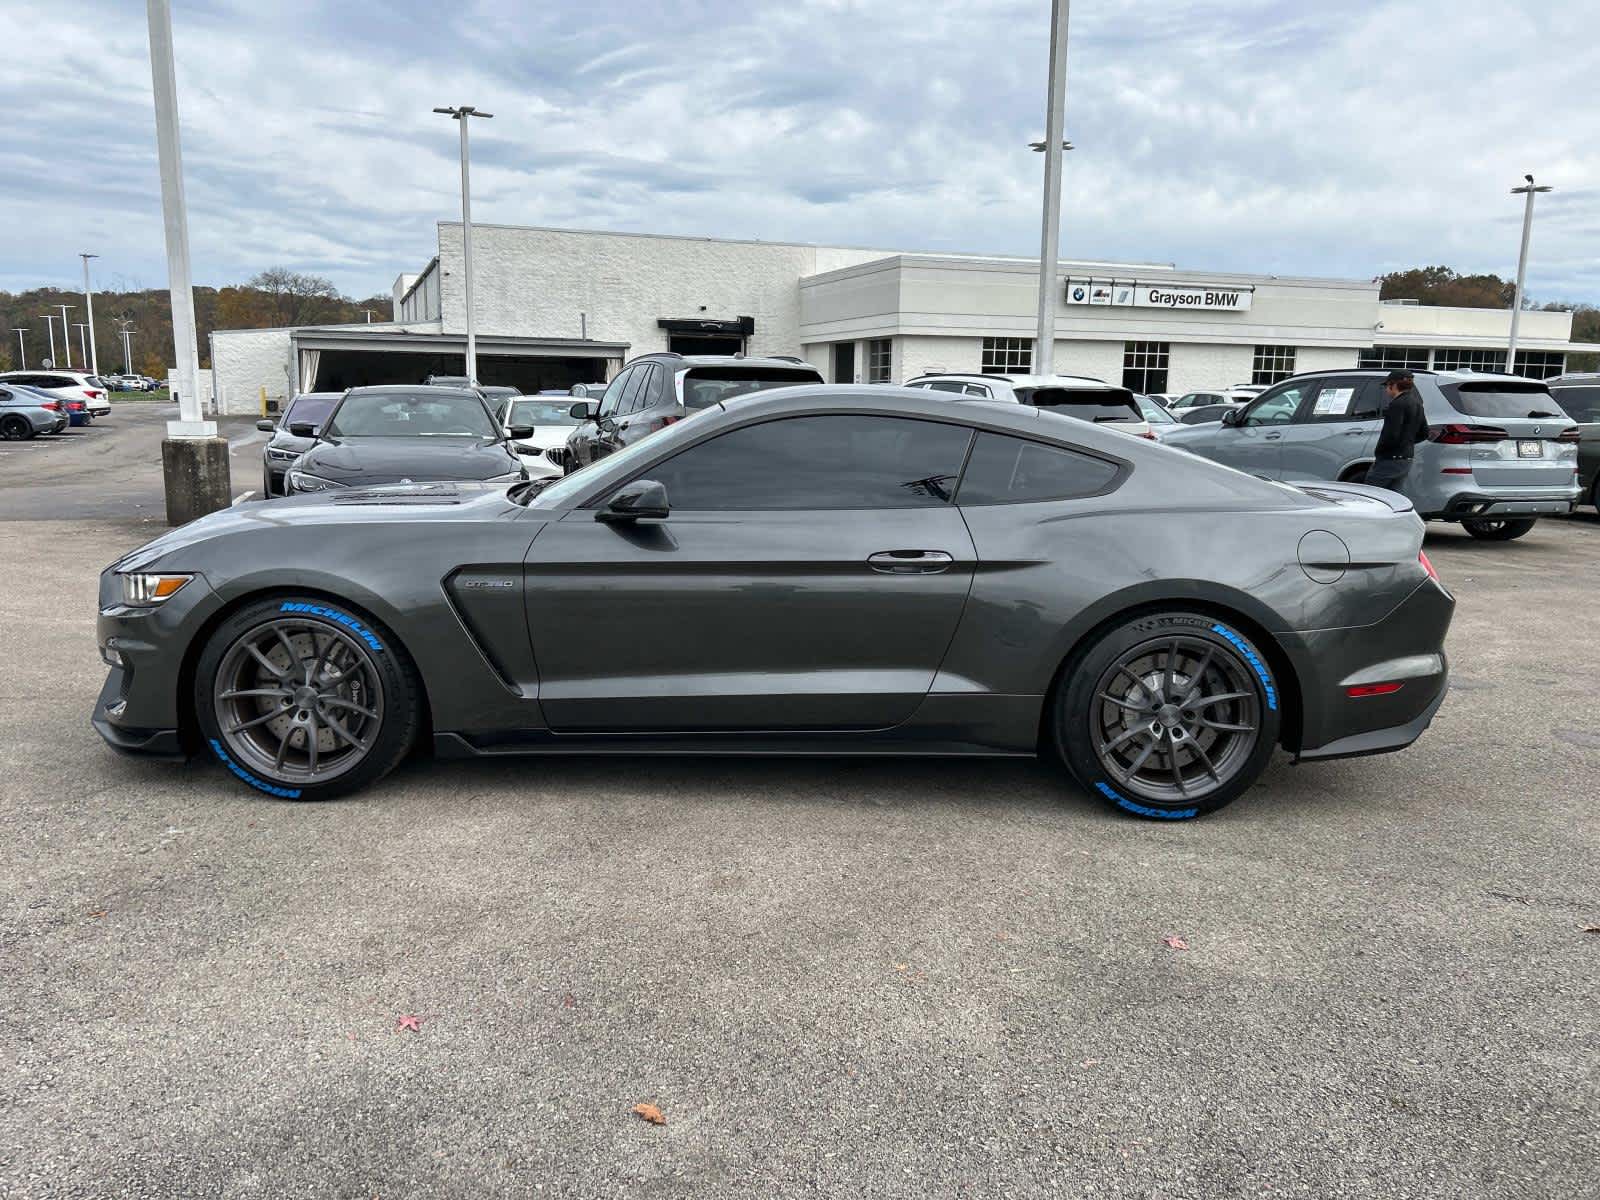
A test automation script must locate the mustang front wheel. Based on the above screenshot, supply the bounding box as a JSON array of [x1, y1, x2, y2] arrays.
[[194, 597, 421, 799], [1054, 612, 1282, 820]]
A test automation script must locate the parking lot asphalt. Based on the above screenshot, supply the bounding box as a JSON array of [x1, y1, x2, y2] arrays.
[[1, 424, 1597, 1198]]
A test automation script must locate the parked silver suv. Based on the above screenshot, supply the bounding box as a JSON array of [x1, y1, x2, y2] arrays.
[[1162, 368, 1580, 540]]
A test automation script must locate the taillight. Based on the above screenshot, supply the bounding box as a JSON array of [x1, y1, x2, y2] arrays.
[[1419, 550, 1439, 583], [1557, 427, 1581, 443], [41, 401, 60, 412], [84, 389, 104, 400], [1347, 683, 1404, 698], [1428, 423, 1507, 444], [67, 401, 85, 411]]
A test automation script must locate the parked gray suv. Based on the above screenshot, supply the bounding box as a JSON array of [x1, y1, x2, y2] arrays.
[[1162, 369, 1580, 540], [1547, 373, 1600, 510]]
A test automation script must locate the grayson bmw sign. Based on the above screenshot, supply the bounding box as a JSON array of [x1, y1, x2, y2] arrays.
[[1066, 279, 1254, 312]]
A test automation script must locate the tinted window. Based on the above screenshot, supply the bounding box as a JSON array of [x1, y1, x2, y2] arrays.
[[957, 433, 1119, 505], [1442, 381, 1565, 420], [922, 381, 969, 394], [509, 398, 581, 426], [636, 415, 972, 509], [1016, 386, 1141, 423], [597, 368, 634, 417], [283, 393, 336, 428], [325, 391, 496, 437], [1551, 385, 1600, 423], [616, 368, 649, 414], [680, 366, 823, 411]]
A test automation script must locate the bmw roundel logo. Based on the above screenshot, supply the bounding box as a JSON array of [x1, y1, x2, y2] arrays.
[[1071, 287, 1086, 302]]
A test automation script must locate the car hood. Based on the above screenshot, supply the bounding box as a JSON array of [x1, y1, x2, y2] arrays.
[[297, 436, 518, 483], [109, 481, 526, 573]]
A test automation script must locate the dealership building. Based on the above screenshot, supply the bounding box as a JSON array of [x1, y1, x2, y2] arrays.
[[209, 222, 1590, 414]]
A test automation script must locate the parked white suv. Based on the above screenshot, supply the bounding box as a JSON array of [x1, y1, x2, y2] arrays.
[[0, 370, 111, 417], [902, 373, 1154, 438]]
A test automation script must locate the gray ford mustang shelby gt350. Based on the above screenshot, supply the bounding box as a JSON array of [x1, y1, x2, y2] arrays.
[[93, 387, 1453, 819]]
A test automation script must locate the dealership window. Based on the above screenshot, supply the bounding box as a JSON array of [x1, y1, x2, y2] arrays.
[[866, 338, 893, 383], [1250, 345, 1297, 385], [1512, 350, 1565, 379], [981, 337, 1033, 375], [1357, 346, 1430, 370], [1122, 341, 1169, 393], [1432, 348, 1509, 373]]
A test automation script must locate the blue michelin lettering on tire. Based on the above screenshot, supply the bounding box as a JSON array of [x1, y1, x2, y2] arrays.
[[1209, 623, 1277, 711], [1094, 780, 1197, 820], [278, 601, 383, 652], [209, 738, 301, 799]]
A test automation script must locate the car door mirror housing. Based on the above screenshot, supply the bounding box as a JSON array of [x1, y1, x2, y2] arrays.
[[256, 419, 275, 433], [508, 423, 535, 439], [570, 401, 598, 420], [288, 421, 317, 437], [1221, 407, 1243, 427], [597, 479, 670, 523]]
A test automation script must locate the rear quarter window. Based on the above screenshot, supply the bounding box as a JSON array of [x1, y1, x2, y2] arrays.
[[1440, 381, 1566, 420], [1017, 386, 1141, 423], [957, 432, 1121, 504]]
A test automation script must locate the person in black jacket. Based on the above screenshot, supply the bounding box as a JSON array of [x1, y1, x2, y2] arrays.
[[1365, 370, 1428, 492]]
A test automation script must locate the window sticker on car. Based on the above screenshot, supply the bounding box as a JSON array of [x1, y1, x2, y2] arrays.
[[1313, 387, 1354, 416]]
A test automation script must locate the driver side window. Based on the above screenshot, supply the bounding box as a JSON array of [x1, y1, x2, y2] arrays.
[[1243, 384, 1311, 426], [598, 368, 634, 418]]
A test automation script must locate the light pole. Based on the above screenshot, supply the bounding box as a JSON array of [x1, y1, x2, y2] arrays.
[[40, 313, 59, 368], [80, 252, 100, 376], [1032, 0, 1072, 379], [74, 323, 91, 369], [1506, 174, 1552, 374], [57, 304, 75, 367], [433, 104, 493, 384], [146, 0, 228, 522], [11, 329, 26, 370], [116, 321, 136, 375]]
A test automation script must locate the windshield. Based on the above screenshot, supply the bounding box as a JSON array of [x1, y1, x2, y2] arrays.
[[1138, 396, 1177, 424], [681, 367, 822, 411], [1441, 381, 1566, 420], [284, 394, 337, 428], [509, 399, 580, 426], [325, 391, 497, 438], [1015, 386, 1141, 422]]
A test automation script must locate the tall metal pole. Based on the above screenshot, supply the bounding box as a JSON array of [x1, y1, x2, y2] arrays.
[[434, 105, 493, 385], [74, 323, 90, 369], [117, 322, 136, 375], [1033, 0, 1071, 379], [41, 314, 58, 367], [147, 0, 211, 436], [80, 253, 100, 376], [1506, 175, 1552, 374], [57, 305, 75, 367], [11, 329, 26, 370]]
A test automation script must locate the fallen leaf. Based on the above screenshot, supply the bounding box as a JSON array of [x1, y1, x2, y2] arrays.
[[88, 910, 108, 919], [1583, 925, 1600, 934], [632, 1102, 666, 1125], [396, 1015, 422, 1033], [1162, 936, 1190, 951], [893, 963, 908, 971], [1080, 1058, 1102, 1068], [563, 993, 577, 1008]]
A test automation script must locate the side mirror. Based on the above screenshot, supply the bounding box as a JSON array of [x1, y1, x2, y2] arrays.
[[288, 421, 317, 438], [596, 479, 670, 524], [256, 419, 275, 433], [1221, 407, 1244, 427], [569, 401, 598, 421], [508, 423, 535, 439]]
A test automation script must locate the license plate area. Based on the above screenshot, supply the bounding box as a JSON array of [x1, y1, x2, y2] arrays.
[[1517, 440, 1543, 459]]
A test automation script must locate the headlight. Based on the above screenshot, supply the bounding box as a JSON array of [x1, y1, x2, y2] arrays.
[[287, 469, 346, 492], [266, 447, 298, 462], [120, 573, 192, 606]]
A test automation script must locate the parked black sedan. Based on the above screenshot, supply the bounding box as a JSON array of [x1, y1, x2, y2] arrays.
[[258, 392, 341, 496], [282, 386, 529, 494], [94, 386, 1453, 820]]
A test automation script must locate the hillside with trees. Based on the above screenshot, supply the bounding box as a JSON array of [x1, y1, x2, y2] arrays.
[[1380, 266, 1598, 369], [0, 269, 390, 376]]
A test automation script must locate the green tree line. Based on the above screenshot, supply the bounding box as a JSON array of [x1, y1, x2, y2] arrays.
[[0, 269, 389, 376], [1379, 266, 1598, 369]]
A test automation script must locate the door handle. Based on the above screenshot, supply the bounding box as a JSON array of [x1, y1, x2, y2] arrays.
[[868, 550, 954, 574], [1342, 429, 1366, 435], [1264, 432, 1282, 440]]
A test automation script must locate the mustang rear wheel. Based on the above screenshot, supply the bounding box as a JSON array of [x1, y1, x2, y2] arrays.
[[1053, 612, 1282, 820], [194, 597, 421, 800], [1461, 517, 1536, 541]]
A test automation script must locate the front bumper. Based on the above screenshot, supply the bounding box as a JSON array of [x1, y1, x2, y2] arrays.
[[1285, 577, 1454, 762], [92, 668, 184, 758]]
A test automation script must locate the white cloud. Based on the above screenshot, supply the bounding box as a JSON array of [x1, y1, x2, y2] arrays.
[[0, 0, 1593, 302]]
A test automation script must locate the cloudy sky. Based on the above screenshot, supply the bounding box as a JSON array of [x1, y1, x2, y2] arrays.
[[3, 0, 1595, 302]]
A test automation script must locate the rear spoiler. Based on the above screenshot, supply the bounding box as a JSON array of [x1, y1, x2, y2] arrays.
[[1290, 480, 1415, 514]]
